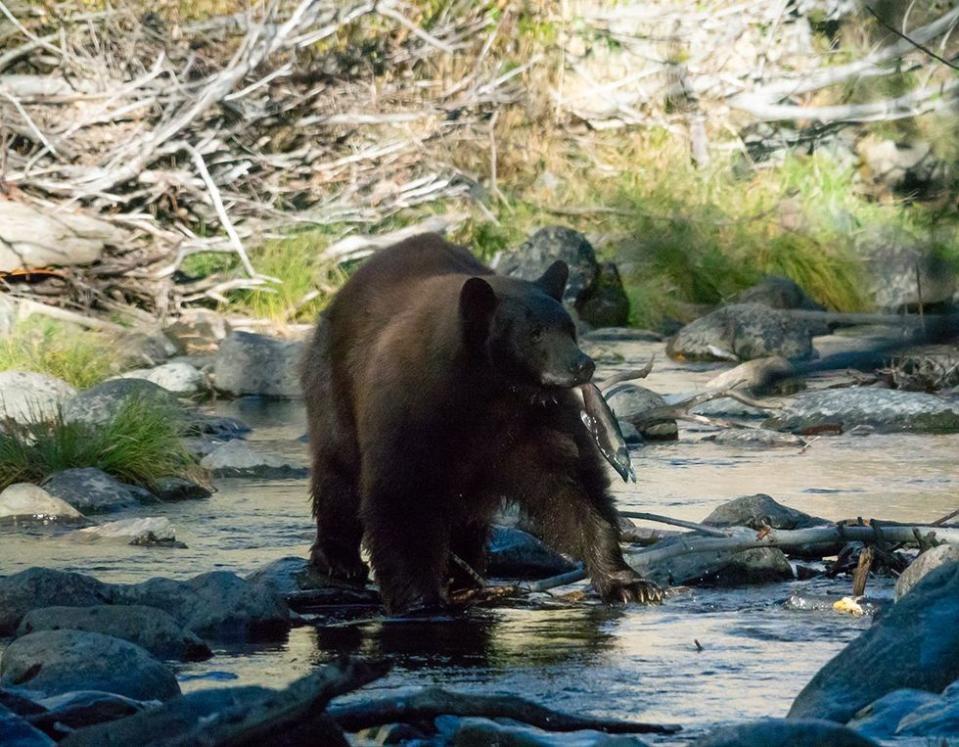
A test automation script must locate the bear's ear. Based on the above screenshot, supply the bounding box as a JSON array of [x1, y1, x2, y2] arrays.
[[460, 277, 498, 347], [537, 260, 568, 301]]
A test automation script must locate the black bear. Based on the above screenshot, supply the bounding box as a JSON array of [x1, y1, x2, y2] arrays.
[[301, 233, 660, 613]]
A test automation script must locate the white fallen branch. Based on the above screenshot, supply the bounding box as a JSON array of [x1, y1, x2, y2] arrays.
[[320, 212, 468, 264]]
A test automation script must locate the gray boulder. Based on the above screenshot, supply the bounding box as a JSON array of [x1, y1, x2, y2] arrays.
[[846, 688, 940, 739], [0, 567, 290, 641], [694, 718, 878, 746], [66, 517, 180, 546], [0, 371, 76, 424], [895, 544, 959, 600], [667, 304, 815, 362], [42, 468, 157, 513], [854, 225, 956, 310], [112, 571, 290, 640], [15, 605, 212, 661], [631, 542, 793, 587], [0, 703, 55, 747], [767, 388, 959, 434], [897, 681, 959, 737], [151, 476, 211, 501], [605, 383, 678, 440], [495, 227, 630, 327], [62, 379, 180, 427], [213, 331, 303, 398], [487, 527, 577, 579], [0, 484, 85, 523], [199, 440, 309, 478], [731, 276, 824, 312], [0, 569, 110, 635], [116, 362, 205, 397], [30, 691, 147, 739], [0, 630, 180, 701], [703, 494, 827, 531], [788, 562, 959, 723]]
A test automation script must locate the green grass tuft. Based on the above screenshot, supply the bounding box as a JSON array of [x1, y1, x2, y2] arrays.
[[0, 397, 199, 493], [0, 319, 121, 389]]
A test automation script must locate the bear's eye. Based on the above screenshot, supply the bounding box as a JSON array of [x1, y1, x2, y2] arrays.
[[530, 326, 545, 342]]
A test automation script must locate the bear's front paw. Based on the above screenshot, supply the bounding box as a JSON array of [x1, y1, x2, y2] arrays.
[[598, 569, 664, 605], [309, 545, 369, 586]]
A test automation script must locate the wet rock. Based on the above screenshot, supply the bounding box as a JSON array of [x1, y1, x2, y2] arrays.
[[618, 420, 643, 445], [0, 371, 76, 425], [766, 388, 959, 434], [667, 304, 815, 362], [704, 356, 799, 394], [583, 328, 662, 343], [731, 276, 824, 312], [688, 396, 767, 419], [703, 494, 827, 531], [112, 571, 290, 640], [0, 484, 85, 522], [42, 468, 157, 513], [0, 567, 290, 641], [151, 476, 211, 501], [66, 517, 181, 546], [694, 718, 878, 746], [495, 227, 630, 328], [896, 681, 959, 737], [895, 544, 959, 600], [116, 362, 206, 397], [163, 310, 229, 355], [577, 261, 631, 328], [16, 605, 211, 661], [0, 703, 55, 747], [854, 225, 956, 311], [187, 413, 250, 440], [788, 562, 959, 723], [58, 662, 374, 747], [30, 691, 147, 738], [62, 379, 180, 427], [703, 428, 806, 449], [213, 331, 303, 399], [487, 527, 577, 579], [605, 383, 677, 440], [846, 689, 940, 739], [199, 440, 309, 478], [0, 201, 125, 272], [0, 688, 46, 717], [57, 686, 272, 747], [438, 715, 649, 746], [246, 557, 379, 609], [633, 543, 793, 587], [0, 630, 180, 701], [246, 556, 314, 597], [0, 569, 111, 636]]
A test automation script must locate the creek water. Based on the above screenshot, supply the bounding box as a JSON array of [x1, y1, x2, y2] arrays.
[[2, 338, 957, 743]]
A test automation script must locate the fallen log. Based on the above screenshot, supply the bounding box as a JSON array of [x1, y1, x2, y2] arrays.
[[327, 686, 680, 735]]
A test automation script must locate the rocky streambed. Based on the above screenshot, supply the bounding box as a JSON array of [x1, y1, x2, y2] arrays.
[[2, 325, 959, 745]]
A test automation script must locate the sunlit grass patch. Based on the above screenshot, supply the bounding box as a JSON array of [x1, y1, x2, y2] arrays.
[[0, 319, 122, 389], [0, 397, 199, 493]]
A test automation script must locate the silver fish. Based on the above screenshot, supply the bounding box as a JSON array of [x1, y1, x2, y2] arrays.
[[575, 383, 636, 483]]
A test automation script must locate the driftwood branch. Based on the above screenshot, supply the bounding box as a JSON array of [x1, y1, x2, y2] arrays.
[[328, 687, 681, 735], [620, 511, 729, 538], [865, 5, 959, 72]]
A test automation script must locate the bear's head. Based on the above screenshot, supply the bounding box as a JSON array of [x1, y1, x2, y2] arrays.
[[460, 261, 595, 389]]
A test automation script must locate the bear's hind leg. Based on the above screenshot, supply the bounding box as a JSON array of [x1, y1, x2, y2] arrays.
[[310, 462, 368, 584]]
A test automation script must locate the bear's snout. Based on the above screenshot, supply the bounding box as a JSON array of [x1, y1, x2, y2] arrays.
[[570, 352, 595, 384]]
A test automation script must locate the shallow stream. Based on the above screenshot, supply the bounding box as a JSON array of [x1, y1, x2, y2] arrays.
[[2, 338, 957, 743]]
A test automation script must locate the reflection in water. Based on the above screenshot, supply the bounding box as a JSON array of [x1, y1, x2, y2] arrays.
[[310, 604, 618, 672]]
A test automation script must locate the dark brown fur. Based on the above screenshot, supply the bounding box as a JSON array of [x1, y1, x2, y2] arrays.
[[301, 233, 656, 613]]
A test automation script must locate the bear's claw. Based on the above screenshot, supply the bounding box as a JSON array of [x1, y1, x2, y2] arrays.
[[599, 570, 664, 605]]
